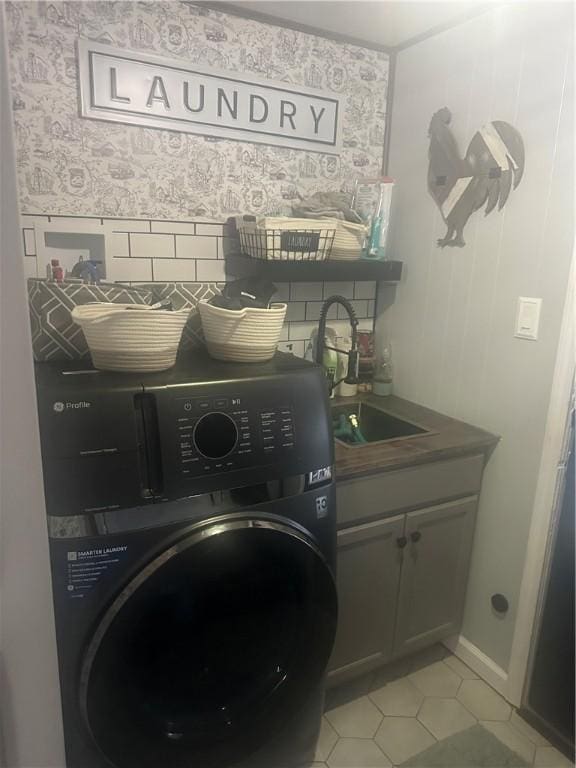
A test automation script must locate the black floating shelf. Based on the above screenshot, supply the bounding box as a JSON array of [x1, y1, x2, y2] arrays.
[[225, 254, 403, 283]]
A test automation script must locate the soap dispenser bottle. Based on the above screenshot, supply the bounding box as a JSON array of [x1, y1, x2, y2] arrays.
[[373, 345, 393, 396], [323, 341, 338, 398]]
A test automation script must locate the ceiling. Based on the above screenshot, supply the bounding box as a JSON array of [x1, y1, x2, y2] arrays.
[[221, 1, 490, 49]]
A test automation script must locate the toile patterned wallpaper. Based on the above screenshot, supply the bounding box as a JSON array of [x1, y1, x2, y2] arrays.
[[5, 1, 389, 221]]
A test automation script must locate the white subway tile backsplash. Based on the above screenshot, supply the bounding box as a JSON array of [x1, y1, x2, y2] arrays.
[[274, 283, 291, 302], [288, 321, 318, 341], [305, 301, 337, 321], [354, 281, 377, 299], [290, 282, 323, 301], [21, 216, 381, 342], [151, 221, 195, 234], [196, 259, 226, 281], [21, 214, 50, 225], [23, 229, 36, 255], [176, 235, 217, 260], [338, 300, 368, 319], [152, 258, 196, 282], [277, 341, 293, 355], [107, 219, 151, 232], [357, 318, 374, 332], [108, 232, 129, 258], [292, 340, 306, 357], [196, 223, 225, 236], [49, 215, 103, 228], [277, 340, 305, 357], [108, 258, 152, 282], [23, 255, 38, 279], [285, 302, 306, 322], [130, 233, 175, 259], [323, 281, 354, 299]]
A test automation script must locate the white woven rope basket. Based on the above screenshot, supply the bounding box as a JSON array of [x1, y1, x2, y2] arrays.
[[71, 303, 191, 372], [198, 301, 287, 362]]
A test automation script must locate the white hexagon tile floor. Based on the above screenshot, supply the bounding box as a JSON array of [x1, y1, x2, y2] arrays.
[[310, 646, 575, 768]]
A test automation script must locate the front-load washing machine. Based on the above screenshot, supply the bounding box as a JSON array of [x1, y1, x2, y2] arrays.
[[35, 350, 337, 768]]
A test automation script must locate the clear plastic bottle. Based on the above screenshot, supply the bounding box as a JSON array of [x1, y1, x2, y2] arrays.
[[373, 345, 393, 396], [363, 180, 394, 261]]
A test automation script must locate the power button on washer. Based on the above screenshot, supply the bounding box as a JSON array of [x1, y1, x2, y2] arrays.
[[176, 398, 195, 415]]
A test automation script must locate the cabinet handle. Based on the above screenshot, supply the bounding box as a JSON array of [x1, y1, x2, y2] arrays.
[[410, 531, 422, 543], [397, 536, 407, 549]]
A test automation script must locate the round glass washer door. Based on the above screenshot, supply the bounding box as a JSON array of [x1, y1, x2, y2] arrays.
[[80, 516, 337, 768]]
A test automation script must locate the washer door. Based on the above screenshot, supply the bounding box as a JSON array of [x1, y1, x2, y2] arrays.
[[80, 516, 337, 768]]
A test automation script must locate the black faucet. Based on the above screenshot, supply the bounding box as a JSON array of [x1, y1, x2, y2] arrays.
[[315, 295, 360, 394]]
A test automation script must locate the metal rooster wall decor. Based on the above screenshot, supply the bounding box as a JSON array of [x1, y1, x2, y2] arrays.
[[428, 107, 525, 247]]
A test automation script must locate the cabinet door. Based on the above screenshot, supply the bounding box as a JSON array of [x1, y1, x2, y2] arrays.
[[393, 497, 477, 657], [328, 515, 405, 679]]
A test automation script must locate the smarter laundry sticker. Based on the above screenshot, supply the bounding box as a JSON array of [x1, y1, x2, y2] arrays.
[[66, 545, 128, 598]]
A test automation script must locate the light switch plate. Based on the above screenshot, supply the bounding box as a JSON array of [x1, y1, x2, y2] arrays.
[[515, 297, 542, 340]]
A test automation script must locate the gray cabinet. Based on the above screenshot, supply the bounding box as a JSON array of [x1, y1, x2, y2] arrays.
[[328, 455, 484, 684], [336, 454, 484, 527], [393, 497, 477, 657], [328, 515, 404, 679]]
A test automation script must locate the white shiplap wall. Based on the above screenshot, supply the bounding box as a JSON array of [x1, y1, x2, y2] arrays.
[[377, 2, 574, 672]]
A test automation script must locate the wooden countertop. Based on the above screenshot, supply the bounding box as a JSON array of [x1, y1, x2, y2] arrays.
[[333, 394, 499, 482]]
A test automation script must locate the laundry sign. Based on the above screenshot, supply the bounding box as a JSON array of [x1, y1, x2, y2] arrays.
[[77, 40, 342, 153]]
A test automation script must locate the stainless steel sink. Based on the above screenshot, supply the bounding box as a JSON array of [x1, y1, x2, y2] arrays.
[[332, 402, 430, 446]]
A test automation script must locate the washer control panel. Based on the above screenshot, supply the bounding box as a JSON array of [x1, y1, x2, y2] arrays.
[[173, 395, 296, 478], [260, 408, 295, 455]]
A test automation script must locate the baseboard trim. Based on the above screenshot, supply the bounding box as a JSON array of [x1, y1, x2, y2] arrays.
[[444, 635, 509, 699]]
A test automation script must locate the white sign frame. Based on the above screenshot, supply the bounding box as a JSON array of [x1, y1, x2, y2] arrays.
[[77, 40, 342, 154]]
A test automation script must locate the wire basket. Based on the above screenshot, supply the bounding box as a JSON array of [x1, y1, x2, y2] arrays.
[[236, 217, 336, 261]]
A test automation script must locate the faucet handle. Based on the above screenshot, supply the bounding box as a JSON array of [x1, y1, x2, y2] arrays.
[[346, 348, 360, 384]]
